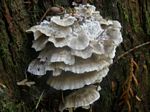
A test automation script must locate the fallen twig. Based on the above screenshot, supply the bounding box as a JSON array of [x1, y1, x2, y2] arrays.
[[17, 79, 35, 87], [35, 90, 45, 109], [114, 41, 150, 63]]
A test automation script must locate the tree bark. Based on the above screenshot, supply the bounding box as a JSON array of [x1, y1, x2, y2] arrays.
[[0, 0, 149, 112]]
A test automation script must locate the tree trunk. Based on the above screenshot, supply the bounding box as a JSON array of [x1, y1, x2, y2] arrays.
[[0, 0, 149, 112]]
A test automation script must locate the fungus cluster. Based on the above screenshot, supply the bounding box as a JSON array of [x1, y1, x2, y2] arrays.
[[26, 4, 123, 111]]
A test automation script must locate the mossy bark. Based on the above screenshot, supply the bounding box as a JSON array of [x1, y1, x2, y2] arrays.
[[0, 0, 150, 112]]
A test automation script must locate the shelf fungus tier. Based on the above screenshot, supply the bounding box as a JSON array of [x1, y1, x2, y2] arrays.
[[47, 67, 109, 90], [59, 85, 101, 112], [26, 3, 123, 111]]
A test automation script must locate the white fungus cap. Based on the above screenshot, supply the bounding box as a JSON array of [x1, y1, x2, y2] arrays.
[[27, 59, 51, 75], [26, 3, 123, 111], [26, 21, 53, 39], [38, 46, 75, 65], [74, 4, 96, 18], [51, 16, 77, 27], [59, 85, 100, 111], [68, 29, 90, 50]]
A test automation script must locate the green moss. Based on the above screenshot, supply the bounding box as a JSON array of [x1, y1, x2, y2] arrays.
[[0, 87, 29, 112], [131, 17, 139, 32], [123, 9, 129, 22], [0, 31, 13, 68], [145, 11, 150, 35], [0, 0, 33, 75], [0, 20, 21, 75], [55, 0, 69, 6], [117, 2, 130, 23]]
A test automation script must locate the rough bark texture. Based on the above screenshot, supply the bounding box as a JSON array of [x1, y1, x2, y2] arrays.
[[0, 0, 149, 112]]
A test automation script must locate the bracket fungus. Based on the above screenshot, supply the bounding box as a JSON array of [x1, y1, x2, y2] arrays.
[[59, 85, 101, 112], [26, 3, 123, 111]]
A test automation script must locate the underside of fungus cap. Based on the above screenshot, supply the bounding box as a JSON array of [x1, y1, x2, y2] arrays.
[[47, 71, 99, 90], [59, 85, 100, 111], [47, 68, 107, 90], [95, 67, 109, 83], [103, 44, 117, 58], [32, 35, 49, 51], [33, 31, 43, 40], [49, 57, 111, 74], [50, 68, 62, 76]]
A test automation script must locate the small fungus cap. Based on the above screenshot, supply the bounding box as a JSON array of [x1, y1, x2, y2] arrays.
[[59, 85, 100, 111], [51, 16, 77, 27]]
